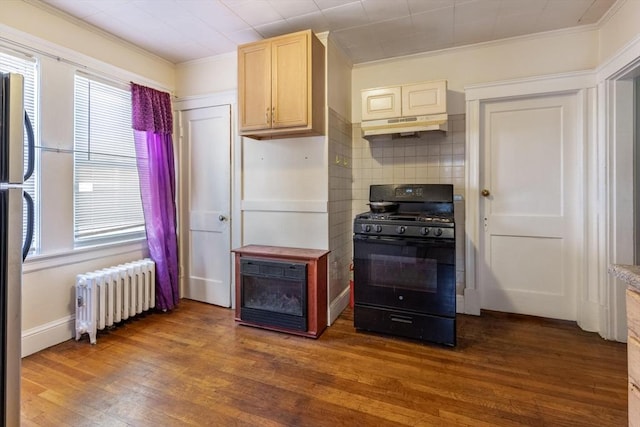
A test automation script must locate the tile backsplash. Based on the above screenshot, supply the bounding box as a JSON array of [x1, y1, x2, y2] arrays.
[[352, 113, 465, 212]]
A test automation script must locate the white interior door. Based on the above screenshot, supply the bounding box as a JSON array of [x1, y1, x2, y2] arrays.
[[479, 93, 581, 320], [182, 105, 231, 307]]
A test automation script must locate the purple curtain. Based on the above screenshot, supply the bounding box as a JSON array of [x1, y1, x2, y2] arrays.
[[131, 82, 179, 311]]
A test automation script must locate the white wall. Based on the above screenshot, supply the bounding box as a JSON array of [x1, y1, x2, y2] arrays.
[[1, 1, 176, 355], [175, 52, 237, 98], [241, 135, 329, 249]]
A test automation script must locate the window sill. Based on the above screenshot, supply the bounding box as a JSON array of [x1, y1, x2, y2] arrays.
[[23, 238, 148, 274]]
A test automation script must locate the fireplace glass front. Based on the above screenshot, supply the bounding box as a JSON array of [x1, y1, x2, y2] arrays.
[[240, 258, 307, 331]]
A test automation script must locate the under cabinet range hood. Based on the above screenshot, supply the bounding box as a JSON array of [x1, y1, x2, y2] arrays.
[[360, 79, 448, 139], [361, 113, 448, 138]]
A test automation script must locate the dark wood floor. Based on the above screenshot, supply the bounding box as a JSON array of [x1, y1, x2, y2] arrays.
[[21, 300, 628, 426]]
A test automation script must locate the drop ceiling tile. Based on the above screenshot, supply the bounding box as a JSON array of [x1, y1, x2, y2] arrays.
[[254, 20, 296, 38], [227, 28, 263, 45], [344, 43, 385, 63], [380, 34, 429, 59], [453, 0, 501, 22], [196, 8, 250, 33], [370, 17, 416, 40], [406, 0, 452, 14], [313, 0, 361, 11], [541, 0, 610, 29], [411, 8, 454, 38], [285, 11, 331, 33], [139, 0, 193, 21], [409, 30, 454, 52], [37, 0, 619, 65], [454, 19, 497, 46], [492, 17, 540, 40], [492, 5, 542, 40], [495, 0, 546, 17], [267, 0, 319, 18], [361, 0, 410, 21], [332, 25, 379, 48], [220, 0, 284, 26], [321, 2, 370, 30], [157, 14, 222, 41]]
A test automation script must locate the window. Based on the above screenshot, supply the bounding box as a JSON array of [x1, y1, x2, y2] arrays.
[[73, 74, 145, 245], [0, 48, 39, 255]]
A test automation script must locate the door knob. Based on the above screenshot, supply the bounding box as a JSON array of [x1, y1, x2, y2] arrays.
[[481, 189, 490, 197], [218, 215, 227, 221]]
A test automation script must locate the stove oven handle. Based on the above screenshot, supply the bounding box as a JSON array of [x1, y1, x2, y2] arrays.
[[354, 234, 454, 247], [390, 314, 413, 324]]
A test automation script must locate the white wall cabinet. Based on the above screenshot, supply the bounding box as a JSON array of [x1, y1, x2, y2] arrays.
[[361, 80, 447, 121]]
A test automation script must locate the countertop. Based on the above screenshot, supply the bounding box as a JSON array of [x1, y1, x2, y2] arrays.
[[609, 264, 640, 293]]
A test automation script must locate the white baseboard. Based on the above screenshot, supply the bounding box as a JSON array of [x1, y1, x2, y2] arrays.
[[456, 294, 465, 313], [463, 288, 481, 315], [328, 286, 351, 326], [22, 316, 75, 357]]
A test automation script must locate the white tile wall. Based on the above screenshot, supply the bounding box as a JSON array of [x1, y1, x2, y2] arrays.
[[328, 108, 354, 302]]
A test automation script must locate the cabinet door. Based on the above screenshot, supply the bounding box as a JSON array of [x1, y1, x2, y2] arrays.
[[271, 32, 309, 129], [401, 80, 447, 116], [361, 86, 401, 121], [238, 40, 271, 131]]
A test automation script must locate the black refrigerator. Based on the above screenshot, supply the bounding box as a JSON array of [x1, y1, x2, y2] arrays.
[[1, 72, 34, 426]]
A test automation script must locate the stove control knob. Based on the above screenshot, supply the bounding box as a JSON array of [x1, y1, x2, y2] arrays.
[[375, 225, 383, 233], [362, 224, 372, 232], [434, 228, 443, 237], [396, 226, 406, 234], [421, 227, 430, 235]]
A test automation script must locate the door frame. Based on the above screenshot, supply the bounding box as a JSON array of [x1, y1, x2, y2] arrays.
[[174, 90, 241, 309], [464, 72, 595, 328], [597, 38, 640, 342]]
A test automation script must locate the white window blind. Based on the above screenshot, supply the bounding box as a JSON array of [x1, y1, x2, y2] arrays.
[[73, 74, 145, 244], [0, 48, 39, 255]]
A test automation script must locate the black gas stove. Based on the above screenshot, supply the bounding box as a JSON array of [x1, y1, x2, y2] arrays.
[[353, 184, 456, 346]]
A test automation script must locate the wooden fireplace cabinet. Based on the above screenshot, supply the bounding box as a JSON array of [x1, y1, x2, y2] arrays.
[[232, 245, 329, 338]]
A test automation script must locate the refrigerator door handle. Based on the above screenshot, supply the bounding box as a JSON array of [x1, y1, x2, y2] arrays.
[[22, 190, 34, 261], [24, 111, 34, 182]]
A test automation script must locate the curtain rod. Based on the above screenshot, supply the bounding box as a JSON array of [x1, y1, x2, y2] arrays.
[[0, 34, 174, 97]]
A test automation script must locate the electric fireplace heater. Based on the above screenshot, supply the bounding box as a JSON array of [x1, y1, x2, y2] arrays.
[[240, 258, 307, 331]]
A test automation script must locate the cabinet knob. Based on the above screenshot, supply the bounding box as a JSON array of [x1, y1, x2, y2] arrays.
[[481, 189, 491, 197]]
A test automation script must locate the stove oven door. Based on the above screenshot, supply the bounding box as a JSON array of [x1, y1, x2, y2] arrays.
[[353, 234, 456, 317]]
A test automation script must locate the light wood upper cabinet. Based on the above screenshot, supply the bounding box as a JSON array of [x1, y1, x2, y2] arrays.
[[238, 41, 271, 131], [238, 30, 325, 140], [361, 80, 447, 121]]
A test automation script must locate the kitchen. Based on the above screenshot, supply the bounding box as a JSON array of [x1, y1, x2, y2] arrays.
[[1, 0, 640, 425]]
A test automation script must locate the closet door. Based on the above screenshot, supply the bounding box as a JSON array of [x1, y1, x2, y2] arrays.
[[181, 105, 232, 307]]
